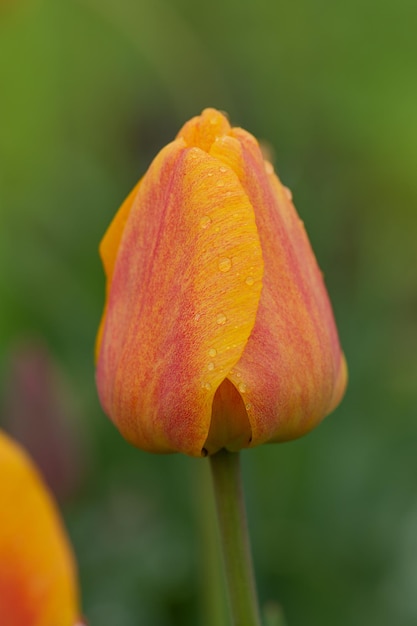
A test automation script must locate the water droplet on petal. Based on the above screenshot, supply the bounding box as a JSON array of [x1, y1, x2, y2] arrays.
[[194, 313, 201, 321], [216, 179, 225, 187], [219, 166, 228, 173], [245, 276, 254, 286], [238, 382, 247, 393], [216, 313, 227, 325], [207, 362, 215, 371], [208, 348, 217, 357], [218, 257, 232, 272], [284, 186, 293, 201], [207, 171, 214, 177], [201, 382, 212, 391], [200, 215, 212, 229], [245, 402, 252, 411]]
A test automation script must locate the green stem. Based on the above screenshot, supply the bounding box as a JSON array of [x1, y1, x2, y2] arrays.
[[198, 460, 228, 626], [209, 449, 261, 626]]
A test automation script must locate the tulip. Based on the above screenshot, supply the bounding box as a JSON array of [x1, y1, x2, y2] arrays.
[[3, 338, 84, 501], [96, 108, 347, 457], [0, 430, 81, 626]]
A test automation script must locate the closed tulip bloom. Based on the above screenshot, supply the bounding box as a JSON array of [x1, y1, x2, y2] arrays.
[[96, 108, 347, 457], [0, 431, 81, 626]]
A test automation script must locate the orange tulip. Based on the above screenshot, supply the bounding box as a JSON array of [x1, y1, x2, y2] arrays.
[[0, 431, 81, 626], [96, 108, 347, 457]]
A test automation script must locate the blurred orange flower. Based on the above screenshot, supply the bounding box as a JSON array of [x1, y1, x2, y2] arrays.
[[0, 430, 81, 626], [96, 108, 347, 456]]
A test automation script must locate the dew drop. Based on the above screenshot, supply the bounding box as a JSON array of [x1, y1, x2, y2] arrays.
[[194, 313, 201, 321], [216, 179, 225, 187], [218, 257, 232, 272], [207, 171, 214, 177], [238, 382, 247, 393], [201, 382, 212, 391], [208, 348, 217, 357], [200, 215, 212, 229], [219, 166, 228, 173], [207, 361, 215, 371], [284, 186, 293, 201], [245, 276, 255, 286], [216, 313, 227, 325], [245, 402, 252, 411]]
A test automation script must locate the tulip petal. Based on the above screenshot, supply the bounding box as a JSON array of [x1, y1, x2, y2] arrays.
[[177, 107, 231, 153], [95, 180, 141, 361], [0, 432, 79, 626], [213, 128, 347, 445], [96, 138, 263, 456], [205, 378, 252, 453]]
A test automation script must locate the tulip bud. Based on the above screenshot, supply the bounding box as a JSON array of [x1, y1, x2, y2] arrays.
[[2, 338, 85, 501], [0, 431, 80, 626], [96, 108, 347, 457]]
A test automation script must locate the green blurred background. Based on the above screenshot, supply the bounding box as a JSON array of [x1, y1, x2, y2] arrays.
[[1, 0, 416, 624]]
